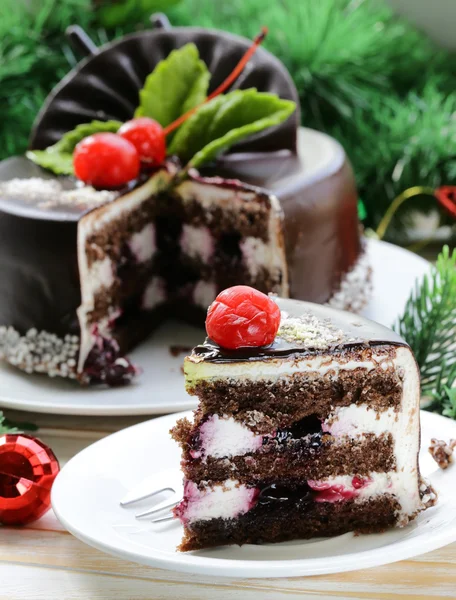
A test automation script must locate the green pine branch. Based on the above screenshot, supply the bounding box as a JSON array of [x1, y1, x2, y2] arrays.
[[0, 411, 18, 434], [0, 410, 37, 434], [394, 246, 456, 416], [427, 363, 456, 419], [334, 83, 456, 234]]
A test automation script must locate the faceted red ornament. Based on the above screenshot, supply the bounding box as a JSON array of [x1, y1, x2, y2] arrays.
[[206, 285, 281, 349], [0, 433, 59, 526], [435, 186, 456, 218]]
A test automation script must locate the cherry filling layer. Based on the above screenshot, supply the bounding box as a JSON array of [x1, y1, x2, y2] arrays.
[[83, 332, 138, 386], [176, 476, 376, 525], [265, 414, 323, 447], [188, 414, 326, 460]]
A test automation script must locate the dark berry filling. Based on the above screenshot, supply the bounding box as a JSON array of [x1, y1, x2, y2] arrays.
[[263, 414, 323, 448], [257, 482, 313, 506], [83, 335, 138, 386]]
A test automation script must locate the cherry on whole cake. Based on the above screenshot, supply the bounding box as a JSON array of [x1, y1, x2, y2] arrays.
[[118, 118, 166, 166], [0, 19, 370, 385], [73, 132, 141, 188]]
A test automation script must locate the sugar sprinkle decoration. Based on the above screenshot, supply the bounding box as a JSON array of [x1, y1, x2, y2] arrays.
[[0, 178, 118, 209], [0, 326, 79, 379], [277, 312, 346, 349]]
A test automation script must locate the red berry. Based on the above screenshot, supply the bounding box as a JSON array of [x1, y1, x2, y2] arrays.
[[118, 117, 166, 166], [206, 285, 281, 349], [73, 132, 140, 189]]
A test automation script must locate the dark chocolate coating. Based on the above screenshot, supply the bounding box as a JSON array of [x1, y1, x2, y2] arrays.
[[29, 27, 299, 158], [0, 159, 80, 336], [192, 296, 408, 363]]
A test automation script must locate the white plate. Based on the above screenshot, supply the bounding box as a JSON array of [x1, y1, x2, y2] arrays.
[[52, 409, 456, 578], [0, 238, 431, 416]]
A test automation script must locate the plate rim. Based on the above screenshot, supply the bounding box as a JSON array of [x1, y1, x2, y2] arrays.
[[51, 410, 456, 579], [0, 238, 431, 416]]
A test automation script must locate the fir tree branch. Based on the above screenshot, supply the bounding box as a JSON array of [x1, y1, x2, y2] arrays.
[[0, 410, 37, 434], [394, 246, 456, 415], [0, 411, 18, 434]]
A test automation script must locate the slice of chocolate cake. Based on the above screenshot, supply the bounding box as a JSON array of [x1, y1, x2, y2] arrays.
[[172, 289, 436, 551]]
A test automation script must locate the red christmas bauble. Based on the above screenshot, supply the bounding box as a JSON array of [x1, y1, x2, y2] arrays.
[[0, 433, 60, 526]]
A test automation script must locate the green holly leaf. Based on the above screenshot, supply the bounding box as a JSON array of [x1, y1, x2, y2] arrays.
[[169, 88, 296, 168], [135, 43, 210, 127], [26, 120, 121, 176]]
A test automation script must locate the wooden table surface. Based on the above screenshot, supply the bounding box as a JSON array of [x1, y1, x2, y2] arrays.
[[2, 408, 456, 600]]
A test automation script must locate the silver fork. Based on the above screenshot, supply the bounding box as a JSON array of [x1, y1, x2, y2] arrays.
[[120, 469, 183, 522]]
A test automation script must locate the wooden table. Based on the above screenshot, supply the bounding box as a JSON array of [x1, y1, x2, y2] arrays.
[[2, 408, 456, 600]]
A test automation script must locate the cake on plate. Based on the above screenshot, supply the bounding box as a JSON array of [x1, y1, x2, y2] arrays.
[[172, 286, 436, 551], [0, 21, 369, 385]]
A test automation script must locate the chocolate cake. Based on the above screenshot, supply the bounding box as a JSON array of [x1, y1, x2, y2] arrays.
[[0, 22, 369, 385], [173, 295, 436, 551]]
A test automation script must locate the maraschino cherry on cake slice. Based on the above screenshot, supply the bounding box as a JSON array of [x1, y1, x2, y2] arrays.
[[206, 285, 281, 349]]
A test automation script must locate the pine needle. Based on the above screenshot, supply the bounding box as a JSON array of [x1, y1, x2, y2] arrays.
[[394, 246, 456, 415]]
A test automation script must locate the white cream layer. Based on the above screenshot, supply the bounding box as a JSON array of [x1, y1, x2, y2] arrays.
[[142, 277, 166, 310], [180, 225, 214, 263], [191, 415, 264, 459], [180, 472, 388, 524], [193, 280, 217, 309], [182, 480, 257, 523], [85, 256, 115, 292], [129, 223, 156, 263]]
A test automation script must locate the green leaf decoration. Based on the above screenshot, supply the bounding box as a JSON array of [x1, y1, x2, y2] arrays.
[[169, 88, 296, 168], [135, 43, 210, 127], [394, 245, 456, 417], [26, 120, 121, 176], [26, 150, 74, 175]]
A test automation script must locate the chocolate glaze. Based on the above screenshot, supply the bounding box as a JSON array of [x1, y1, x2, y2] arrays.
[[0, 161, 80, 336], [192, 296, 408, 363]]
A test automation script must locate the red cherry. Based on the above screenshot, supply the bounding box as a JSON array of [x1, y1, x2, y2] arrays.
[[118, 118, 166, 166], [206, 285, 281, 350], [73, 132, 140, 189], [0, 433, 60, 525]]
